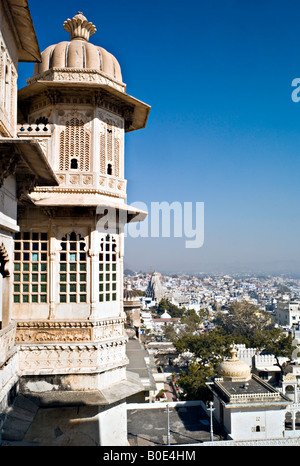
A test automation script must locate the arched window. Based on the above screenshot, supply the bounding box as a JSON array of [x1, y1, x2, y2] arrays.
[[99, 235, 117, 302], [59, 118, 90, 171], [71, 158, 78, 169], [59, 232, 87, 303]]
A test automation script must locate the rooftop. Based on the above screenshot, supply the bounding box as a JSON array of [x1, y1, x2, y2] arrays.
[[209, 374, 291, 406]]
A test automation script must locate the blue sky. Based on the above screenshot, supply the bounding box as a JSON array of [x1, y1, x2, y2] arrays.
[[18, 0, 300, 274]]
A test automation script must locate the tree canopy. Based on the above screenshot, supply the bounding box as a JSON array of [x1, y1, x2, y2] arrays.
[[173, 301, 294, 401]]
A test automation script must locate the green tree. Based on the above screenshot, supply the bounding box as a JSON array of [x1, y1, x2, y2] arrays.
[[156, 299, 184, 318], [215, 301, 270, 347], [176, 362, 214, 401], [173, 328, 233, 401]]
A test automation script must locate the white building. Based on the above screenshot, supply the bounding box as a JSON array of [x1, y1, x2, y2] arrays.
[[0, 0, 58, 425], [207, 347, 294, 442], [275, 299, 300, 328], [1, 8, 150, 446]]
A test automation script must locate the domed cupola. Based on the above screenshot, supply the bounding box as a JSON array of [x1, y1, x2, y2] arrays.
[[33, 11, 122, 83], [218, 347, 251, 382]]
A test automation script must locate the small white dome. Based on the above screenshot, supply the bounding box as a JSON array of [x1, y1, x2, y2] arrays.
[[218, 347, 251, 381], [33, 12, 122, 82]]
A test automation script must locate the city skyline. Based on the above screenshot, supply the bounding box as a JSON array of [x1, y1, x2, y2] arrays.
[[18, 0, 300, 274]]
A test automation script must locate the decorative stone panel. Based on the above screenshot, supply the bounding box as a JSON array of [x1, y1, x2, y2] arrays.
[[18, 339, 128, 375], [15, 318, 125, 344]]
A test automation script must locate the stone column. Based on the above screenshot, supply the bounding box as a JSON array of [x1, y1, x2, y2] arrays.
[[48, 222, 56, 319], [89, 228, 99, 320]]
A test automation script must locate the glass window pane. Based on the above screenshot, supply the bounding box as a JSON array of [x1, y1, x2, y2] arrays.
[[23, 263, 29, 271], [70, 263, 76, 271], [15, 242, 21, 250], [14, 284, 20, 292], [32, 264, 38, 272], [60, 263, 66, 271], [40, 274, 47, 282], [23, 285, 29, 293], [60, 274, 67, 282], [41, 264, 47, 271], [32, 274, 38, 282], [70, 284, 76, 293], [23, 274, 29, 282], [23, 253, 30, 261], [40, 285, 47, 293], [40, 295, 47, 303], [80, 263, 86, 271], [112, 293, 116, 301], [41, 243, 47, 251], [14, 295, 20, 303], [60, 294, 66, 303], [69, 274, 76, 282], [80, 284, 86, 292], [99, 294, 103, 302], [14, 252, 20, 261], [23, 242, 30, 250], [80, 274, 86, 282], [32, 253, 38, 261], [106, 293, 110, 301], [32, 285, 38, 293], [14, 263, 20, 271], [23, 295, 29, 303], [14, 273, 20, 282], [32, 295, 38, 303], [70, 295, 76, 303], [41, 233, 47, 241], [32, 243, 39, 251], [80, 295, 86, 303], [70, 253, 76, 261]]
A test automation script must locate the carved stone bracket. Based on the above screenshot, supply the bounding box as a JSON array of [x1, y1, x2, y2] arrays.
[[0, 243, 10, 277], [0, 151, 20, 187], [16, 174, 37, 201]]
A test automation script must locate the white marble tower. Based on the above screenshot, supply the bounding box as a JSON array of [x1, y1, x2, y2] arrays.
[[11, 12, 150, 446]]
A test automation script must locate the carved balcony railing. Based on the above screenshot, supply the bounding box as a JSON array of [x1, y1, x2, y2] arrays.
[[55, 172, 127, 198], [17, 123, 53, 157]]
